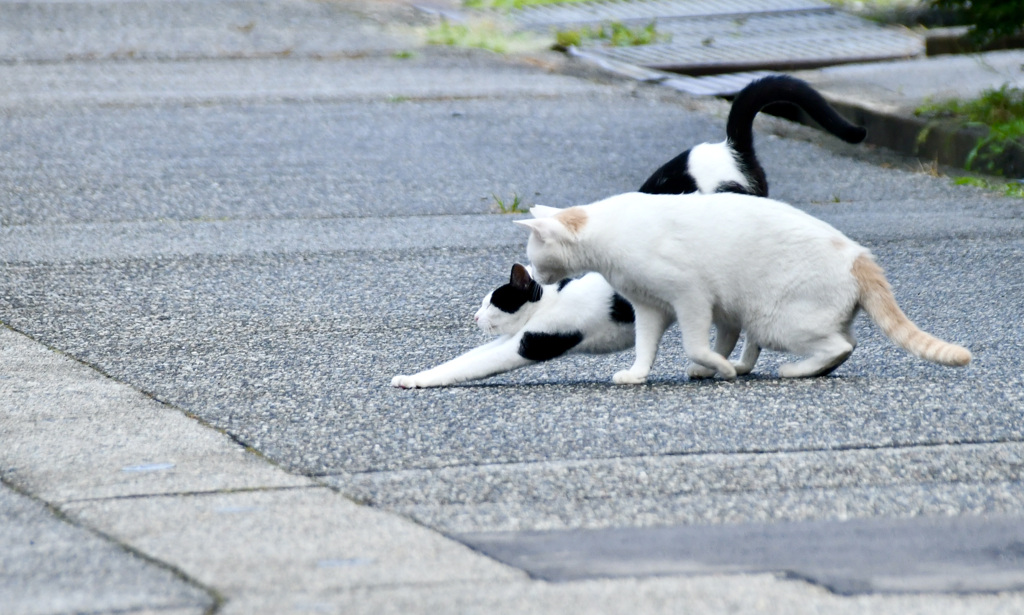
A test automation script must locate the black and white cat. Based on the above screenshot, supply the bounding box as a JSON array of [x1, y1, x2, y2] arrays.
[[391, 264, 635, 388], [638, 74, 867, 197]]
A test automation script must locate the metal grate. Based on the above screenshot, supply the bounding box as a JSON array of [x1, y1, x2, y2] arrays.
[[512, 0, 834, 28], [602, 15, 922, 74], [660, 70, 778, 96], [510, 0, 924, 83]]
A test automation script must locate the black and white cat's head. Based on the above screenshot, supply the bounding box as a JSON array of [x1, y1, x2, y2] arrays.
[[475, 263, 544, 335]]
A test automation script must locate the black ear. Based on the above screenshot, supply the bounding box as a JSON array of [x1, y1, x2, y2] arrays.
[[510, 263, 533, 290]]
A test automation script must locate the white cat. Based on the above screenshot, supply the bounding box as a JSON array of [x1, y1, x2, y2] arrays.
[[516, 193, 971, 383], [391, 264, 635, 388]]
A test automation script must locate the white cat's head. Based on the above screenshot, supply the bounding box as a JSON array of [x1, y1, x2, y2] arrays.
[[514, 206, 587, 284], [475, 263, 544, 335]]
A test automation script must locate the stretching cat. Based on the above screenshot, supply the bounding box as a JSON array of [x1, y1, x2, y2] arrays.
[[391, 264, 635, 388], [516, 193, 970, 383], [638, 75, 867, 197]]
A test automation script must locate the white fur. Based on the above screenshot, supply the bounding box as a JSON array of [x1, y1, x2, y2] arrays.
[[688, 141, 749, 194], [519, 192, 869, 382], [391, 272, 634, 388], [527, 204, 562, 219]]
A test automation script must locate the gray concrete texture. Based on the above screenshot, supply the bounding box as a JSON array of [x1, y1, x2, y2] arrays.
[[796, 50, 1024, 116], [2, 0, 1024, 612], [0, 482, 212, 614]]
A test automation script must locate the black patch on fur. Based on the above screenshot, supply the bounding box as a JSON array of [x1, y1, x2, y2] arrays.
[[610, 293, 635, 324], [638, 149, 699, 195], [557, 278, 574, 291], [491, 283, 541, 314], [491, 265, 544, 314], [715, 180, 757, 196], [518, 331, 583, 362]]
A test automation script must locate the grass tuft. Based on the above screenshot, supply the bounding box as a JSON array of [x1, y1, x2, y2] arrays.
[[554, 21, 667, 49], [916, 84, 1024, 175], [425, 17, 544, 54], [952, 175, 1024, 198], [465, 0, 590, 9], [492, 193, 528, 213]]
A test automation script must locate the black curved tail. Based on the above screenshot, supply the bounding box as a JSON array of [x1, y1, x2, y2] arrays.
[[727, 75, 867, 154]]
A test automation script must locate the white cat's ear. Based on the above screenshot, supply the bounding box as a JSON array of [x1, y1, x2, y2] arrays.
[[514, 218, 575, 244], [529, 205, 563, 218]]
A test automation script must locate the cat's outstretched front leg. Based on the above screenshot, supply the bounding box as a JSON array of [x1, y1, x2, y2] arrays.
[[613, 303, 673, 385], [392, 337, 532, 388]]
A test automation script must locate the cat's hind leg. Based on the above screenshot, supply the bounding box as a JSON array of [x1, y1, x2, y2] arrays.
[[732, 337, 761, 376], [778, 333, 853, 378], [687, 323, 740, 379], [676, 298, 737, 379], [613, 302, 673, 385]]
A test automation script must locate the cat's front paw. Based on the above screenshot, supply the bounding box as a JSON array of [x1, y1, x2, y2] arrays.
[[686, 364, 716, 379], [391, 375, 426, 389], [613, 369, 648, 385]]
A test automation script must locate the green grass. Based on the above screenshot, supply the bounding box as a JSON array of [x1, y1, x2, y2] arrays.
[[821, 0, 922, 8], [446, 1, 665, 53], [554, 21, 667, 48], [952, 175, 1024, 198], [427, 19, 506, 53], [917, 84, 1024, 125], [425, 17, 545, 53], [916, 84, 1024, 174], [492, 193, 528, 213], [464, 0, 589, 9]]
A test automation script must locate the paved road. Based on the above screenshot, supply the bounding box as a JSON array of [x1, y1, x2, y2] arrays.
[[2, 0, 1024, 612]]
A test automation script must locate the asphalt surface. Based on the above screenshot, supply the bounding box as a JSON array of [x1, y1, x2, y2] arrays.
[[2, 0, 1024, 613]]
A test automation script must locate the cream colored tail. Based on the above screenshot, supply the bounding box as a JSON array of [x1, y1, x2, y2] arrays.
[[852, 254, 971, 367]]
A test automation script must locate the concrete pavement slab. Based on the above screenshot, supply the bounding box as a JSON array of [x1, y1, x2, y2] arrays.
[[460, 514, 1024, 593], [0, 215, 524, 263], [0, 53, 601, 109], [62, 487, 522, 603], [0, 326, 313, 503], [791, 50, 1024, 175], [0, 0, 420, 62], [0, 88, 709, 226], [328, 441, 1024, 533], [796, 50, 1024, 116], [0, 482, 212, 615], [218, 574, 1024, 615]]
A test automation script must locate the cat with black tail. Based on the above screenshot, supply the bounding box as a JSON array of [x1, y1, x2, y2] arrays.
[[638, 75, 867, 197]]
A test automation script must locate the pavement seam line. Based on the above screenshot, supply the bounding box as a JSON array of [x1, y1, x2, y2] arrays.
[[0, 90, 605, 113], [322, 435, 1024, 477], [0, 473, 226, 614], [58, 484, 323, 506]]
